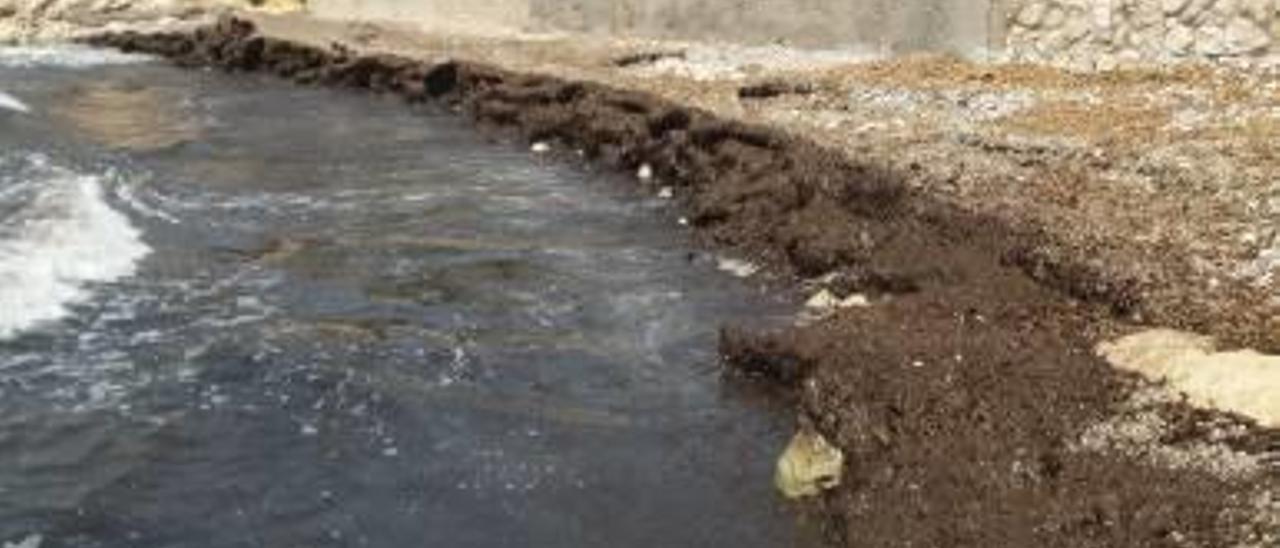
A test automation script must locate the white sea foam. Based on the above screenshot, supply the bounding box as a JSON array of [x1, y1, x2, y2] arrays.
[[0, 91, 29, 113], [3, 534, 42, 548], [0, 45, 152, 69], [0, 158, 151, 340]]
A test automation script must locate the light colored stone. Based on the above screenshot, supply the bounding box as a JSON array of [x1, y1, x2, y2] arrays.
[[805, 289, 841, 310], [1015, 0, 1050, 28], [839, 293, 871, 308], [1238, 0, 1272, 21], [1061, 14, 1092, 41], [1194, 23, 1227, 54], [1090, 0, 1115, 34], [1099, 329, 1280, 428], [1182, 0, 1218, 22], [717, 257, 759, 278], [1165, 0, 1195, 15], [1097, 52, 1120, 70], [1223, 15, 1273, 52], [1042, 5, 1067, 28], [1166, 22, 1198, 53], [775, 429, 844, 499]]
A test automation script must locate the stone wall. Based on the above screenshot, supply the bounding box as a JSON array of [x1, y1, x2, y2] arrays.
[[291, 0, 1280, 70], [307, 0, 999, 55], [1005, 0, 1280, 69]]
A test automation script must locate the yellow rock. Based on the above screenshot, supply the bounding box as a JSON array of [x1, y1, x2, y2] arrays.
[[1098, 329, 1280, 428], [775, 429, 844, 499]]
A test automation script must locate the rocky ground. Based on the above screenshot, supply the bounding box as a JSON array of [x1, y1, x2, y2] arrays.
[[60, 12, 1280, 548]]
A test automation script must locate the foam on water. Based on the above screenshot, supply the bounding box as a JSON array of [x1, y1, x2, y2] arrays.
[[0, 155, 151, 340], [0, 92, 29, 113], [0, 45, 152, 69]]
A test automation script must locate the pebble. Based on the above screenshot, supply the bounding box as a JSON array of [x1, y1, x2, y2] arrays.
[[717, 257, 759, 278], [775, 429, 844, 499]]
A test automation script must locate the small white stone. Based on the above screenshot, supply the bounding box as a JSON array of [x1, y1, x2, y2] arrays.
[[637, 163, 654, 180], [805, 289, 841, 310], [839, 294, 871, 308], [677, 217, 689, 226], [717, 258, 759, 278], [657, 186, 674, 199], [530, 142, 551, 153], [300, 424, 318, 436]]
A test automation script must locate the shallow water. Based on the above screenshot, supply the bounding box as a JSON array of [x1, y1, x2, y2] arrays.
[[0, 47, 823, 547]]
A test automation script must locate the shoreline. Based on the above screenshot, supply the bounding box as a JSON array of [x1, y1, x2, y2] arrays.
[[84, 16, 1280, 546]]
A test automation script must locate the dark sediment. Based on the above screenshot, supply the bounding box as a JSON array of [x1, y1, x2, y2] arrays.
[[85, 18, 1279, 547]]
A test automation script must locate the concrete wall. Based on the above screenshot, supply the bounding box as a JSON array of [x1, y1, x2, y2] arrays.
[[308, 0, 531, 34], [306, 0, 1280, 68], [309, 0, 999, 55]]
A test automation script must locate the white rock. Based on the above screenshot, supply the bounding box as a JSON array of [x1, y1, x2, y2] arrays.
[[637, 163, 654, 181], [530, 142, 551, 153], [1090, 1, 1115, 32], [717, 257, 759, 278], [1165, 23, 1197, 53], [1099, 329, 1280, 428], [1061, 15, 1093, 43], [657, 186, 674, 199], [1223, 17, 1271, 54], [1015, 0, 1049, 28], [1181, 0, 1216, 22], [839, 294, 871, 308], [1194, 25, 1227, 55], [1042, 6, 1068, 29], [1096, 53, 1120, 71], [805, 289, 841, 310]]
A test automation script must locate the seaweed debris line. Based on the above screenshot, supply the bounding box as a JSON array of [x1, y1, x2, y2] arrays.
[[85, 16, 1280, 547]]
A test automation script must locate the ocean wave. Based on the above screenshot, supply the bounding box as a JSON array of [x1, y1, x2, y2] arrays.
[[0, 155, 151, 340]]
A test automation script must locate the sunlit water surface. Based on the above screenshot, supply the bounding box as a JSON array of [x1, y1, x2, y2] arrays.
[[0, 46, 822, 547]]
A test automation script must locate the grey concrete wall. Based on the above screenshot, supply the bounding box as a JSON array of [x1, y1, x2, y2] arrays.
[[309, 0, 1000, 56], [309, 0, 531, 33], [541, 0, 1000, 55]]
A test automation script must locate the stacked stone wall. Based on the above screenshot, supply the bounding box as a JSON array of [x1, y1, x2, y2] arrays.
[[1007, 0, 1279, 69]]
